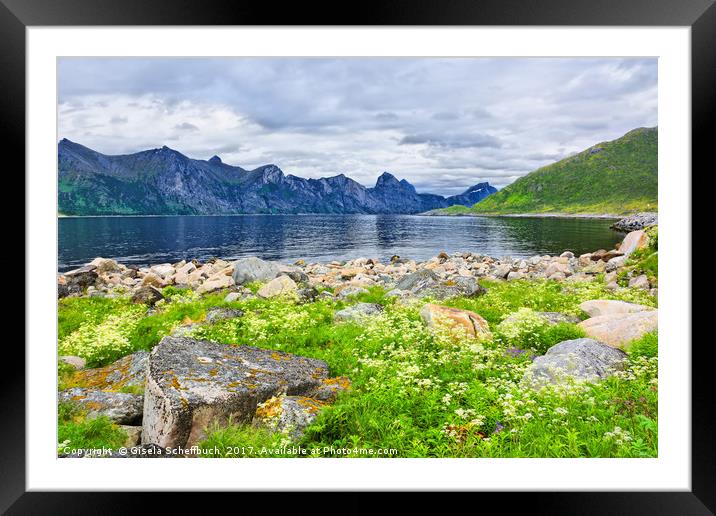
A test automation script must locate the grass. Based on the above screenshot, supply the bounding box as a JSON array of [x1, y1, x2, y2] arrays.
[[58, 402, 128, 453], [58, 273, 658, 458], [441, 127, 657, 216]]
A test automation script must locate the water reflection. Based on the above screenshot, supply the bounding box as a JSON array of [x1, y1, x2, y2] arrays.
[[58, 214, 623, 271]]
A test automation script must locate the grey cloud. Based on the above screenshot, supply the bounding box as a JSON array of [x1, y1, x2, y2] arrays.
[[174, 122, 199, 132], [375, 112, 398, 121], [58, 57, 657, 196], [399, 132, 502, 149], [432, 112, 459, 121]]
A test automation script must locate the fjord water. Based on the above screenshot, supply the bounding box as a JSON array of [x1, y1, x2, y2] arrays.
[[58, 214, 623, 272]]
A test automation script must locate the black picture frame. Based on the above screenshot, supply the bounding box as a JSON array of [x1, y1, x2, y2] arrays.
[[4, 0, 712, 512]]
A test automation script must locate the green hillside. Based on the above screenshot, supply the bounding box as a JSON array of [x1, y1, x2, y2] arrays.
[[459, 127, 657, 215]]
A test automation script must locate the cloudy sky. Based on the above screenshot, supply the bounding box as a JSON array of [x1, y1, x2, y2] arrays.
[[58, 58, 657, 195]]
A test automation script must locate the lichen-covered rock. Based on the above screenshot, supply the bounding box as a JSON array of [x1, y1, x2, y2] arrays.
[[257, 275, 298, 298], [578, 310, 658, 349], [59, 388, 144, 424], [252, 395, 325, 439], [141, 336, 333, 448], [579, 300, 654, 318], [64, 352, 148, 391], [522, 338, 628, 389], [334, 302, 384, 322], [232, 257, 282, 285], [420, 303, 491, 339], [305, 376, 351, 402]]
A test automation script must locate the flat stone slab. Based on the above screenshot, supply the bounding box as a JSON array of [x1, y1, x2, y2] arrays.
[[522, 338, 628, 389], [141, 336, 332, 448], [578, 310, 658, 349], [579, 299, 654, 318]]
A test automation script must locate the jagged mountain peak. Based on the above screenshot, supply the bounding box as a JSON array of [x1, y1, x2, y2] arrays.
[[57, 141, 496, 215], [375, 171, 401, 188]]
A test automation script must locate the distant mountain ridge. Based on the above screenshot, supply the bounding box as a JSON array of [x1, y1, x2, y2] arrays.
[[58, 140, 497, 215], [440, 127, 658, 216]]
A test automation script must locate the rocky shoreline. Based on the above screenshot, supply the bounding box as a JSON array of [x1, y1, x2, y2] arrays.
[[609, 212, 658, 232], [419, 211, 658, 227], [58, 227, 658, 303]]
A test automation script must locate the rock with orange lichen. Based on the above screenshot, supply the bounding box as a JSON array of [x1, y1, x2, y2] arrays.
[[64, 352, 148, 392], [58, 387, 143, 424], [305, 376, 352, 402], [141, 336, 340, 449], [252, 395, 326, 439]]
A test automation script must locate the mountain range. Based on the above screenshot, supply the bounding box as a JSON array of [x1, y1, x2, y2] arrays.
[[58, 140, 497, 215]]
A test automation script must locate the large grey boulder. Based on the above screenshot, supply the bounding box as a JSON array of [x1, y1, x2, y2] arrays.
[[523, 338, 628, 389], [395, 269, 486, 300], [231, 257, 282, 285], [59, 388, 144, 425], [141, 336, 334, 448]]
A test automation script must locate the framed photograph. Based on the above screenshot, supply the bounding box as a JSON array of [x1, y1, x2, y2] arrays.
[[7, 0, 713, 511]]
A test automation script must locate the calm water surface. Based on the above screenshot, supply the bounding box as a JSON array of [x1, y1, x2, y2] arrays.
[[58, 214, 623, 272]]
